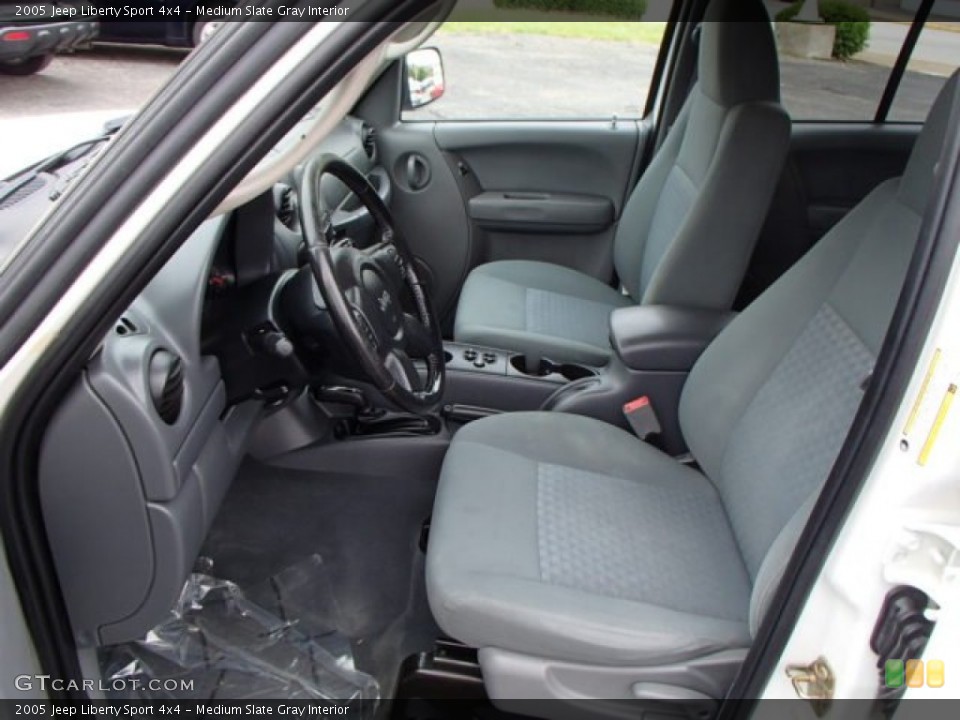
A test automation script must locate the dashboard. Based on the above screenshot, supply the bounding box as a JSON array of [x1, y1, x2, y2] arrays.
[[37, 115, 385, 648]]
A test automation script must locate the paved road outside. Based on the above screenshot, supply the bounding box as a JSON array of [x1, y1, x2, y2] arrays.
[[0, 44, 184, 175], [414, 31, 660, 120], [406, 30, 950, 122], [862, 21, 959, 74], [0, 45, 184, 118], [0, 24, 955, 174]]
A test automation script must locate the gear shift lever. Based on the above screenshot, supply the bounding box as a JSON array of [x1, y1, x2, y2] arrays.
[[313, 385, 380, 417]]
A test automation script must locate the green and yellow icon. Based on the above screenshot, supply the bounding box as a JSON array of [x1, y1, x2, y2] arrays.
[[884, 659, 945, 688]]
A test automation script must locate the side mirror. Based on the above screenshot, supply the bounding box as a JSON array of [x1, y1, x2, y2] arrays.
[[403, 47, 445, 110]]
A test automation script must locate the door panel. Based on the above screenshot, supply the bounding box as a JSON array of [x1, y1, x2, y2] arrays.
[[378, 119, 646, 325], [434, 120, 641, 278], [376, 122, 473, 326], [739, 123, 919, 308], [789, 124, 919, 237]]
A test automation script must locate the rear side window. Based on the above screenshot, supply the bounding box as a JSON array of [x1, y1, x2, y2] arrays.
[[773, 2, 958, 122], [887, 21, 959, 121], [778, 50, 890, 121]]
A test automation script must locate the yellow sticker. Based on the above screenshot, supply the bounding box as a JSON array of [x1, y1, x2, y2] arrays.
[[904, 349, 941, 437], [927, 660, 945, 688], [918, 384, 957, 467], [906, 659, 924, 688]]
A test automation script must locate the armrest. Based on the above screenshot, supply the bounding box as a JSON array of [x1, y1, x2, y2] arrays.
[[468, 191, 614, 233], [609, 305, 736, 372]]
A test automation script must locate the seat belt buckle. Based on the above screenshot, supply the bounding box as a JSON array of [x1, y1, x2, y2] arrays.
[[623, 396, 661, 441]]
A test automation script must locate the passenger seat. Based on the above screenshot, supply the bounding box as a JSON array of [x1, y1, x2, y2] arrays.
[[454, 0, 791, 366]]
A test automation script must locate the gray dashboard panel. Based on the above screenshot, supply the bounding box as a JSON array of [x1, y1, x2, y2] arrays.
[[38, 374, 155, 648], [37, 116, 380, 647], [38, 216, 263, 647]]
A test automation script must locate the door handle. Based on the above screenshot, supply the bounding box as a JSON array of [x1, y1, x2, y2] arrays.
[[406, 154, 431, 191]]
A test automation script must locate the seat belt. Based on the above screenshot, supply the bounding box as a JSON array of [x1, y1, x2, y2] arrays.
[[623, 396, 662, 440]]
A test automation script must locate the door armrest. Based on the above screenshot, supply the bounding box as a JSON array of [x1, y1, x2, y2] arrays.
[[467, 191, 614, 233]]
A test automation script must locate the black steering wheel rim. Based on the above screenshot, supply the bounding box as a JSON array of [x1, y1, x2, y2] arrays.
[[300, 153, 445, 414]]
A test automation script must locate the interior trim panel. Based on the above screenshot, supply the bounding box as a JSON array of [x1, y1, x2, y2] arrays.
[[38, 218, 264, 646]]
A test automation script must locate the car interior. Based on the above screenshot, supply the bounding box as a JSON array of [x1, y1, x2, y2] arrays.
[[25, 0, 960, 714]]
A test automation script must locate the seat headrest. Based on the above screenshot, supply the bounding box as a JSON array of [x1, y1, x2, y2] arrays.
[[899, 70, 959, 214], [699, 0, 780, 107]]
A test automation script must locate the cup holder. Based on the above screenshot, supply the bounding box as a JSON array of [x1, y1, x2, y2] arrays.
[[509, 354, 549, 377], [556, 363, 595, 382], [509, 355, 595, 382]]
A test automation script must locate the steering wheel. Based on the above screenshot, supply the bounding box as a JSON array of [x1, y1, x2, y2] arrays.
[[300, 154, 445, 414]]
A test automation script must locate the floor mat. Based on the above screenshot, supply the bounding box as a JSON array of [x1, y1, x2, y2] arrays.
[[199, 455, 442, 697], [100, 556, 379, 709]]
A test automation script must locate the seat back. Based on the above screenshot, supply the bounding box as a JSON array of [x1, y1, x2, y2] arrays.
[[679, 71, 959, 633], [613, 0, 790, 310]]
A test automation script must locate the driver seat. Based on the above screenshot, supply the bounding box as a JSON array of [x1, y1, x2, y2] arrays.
[[426, 72, 957, 704]]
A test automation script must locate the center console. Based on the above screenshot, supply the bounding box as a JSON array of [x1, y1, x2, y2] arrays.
[[441, 342, 598, 421], [442, 305, 735, 454], [543, 306, 734, 453]]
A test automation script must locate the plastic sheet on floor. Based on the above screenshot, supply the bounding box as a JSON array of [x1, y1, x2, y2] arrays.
[[100, 555, 379, 709]]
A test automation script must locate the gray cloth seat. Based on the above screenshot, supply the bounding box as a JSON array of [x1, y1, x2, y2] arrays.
[[453, 260, 634, 366], [454, 0, 791, 365], [428, 72, 957, 700], [429, 411, 752, 666]]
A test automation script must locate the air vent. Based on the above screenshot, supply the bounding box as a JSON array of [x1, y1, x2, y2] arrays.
[[362, 125, 377, 161], [115, 316, 139, 336], [148, 349, 184, 425], [274, 185, 298, 230]]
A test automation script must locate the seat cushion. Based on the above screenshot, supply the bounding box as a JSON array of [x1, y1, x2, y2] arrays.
[[427, 412, 752, 666], [453, 260, 632, 366]]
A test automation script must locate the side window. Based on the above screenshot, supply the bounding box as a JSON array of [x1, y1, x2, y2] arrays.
[[773, 1, 958, 122], [777, 42, 889, 121], [887, 21, 959, 122], [401, 21, 667, 122]]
